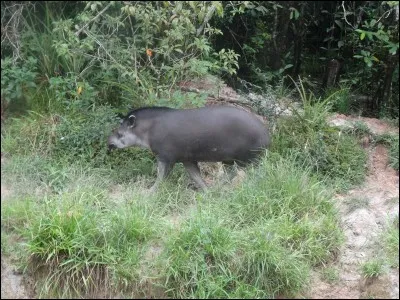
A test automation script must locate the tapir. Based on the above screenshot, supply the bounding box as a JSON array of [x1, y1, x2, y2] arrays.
[[107, 106, 270, 191]]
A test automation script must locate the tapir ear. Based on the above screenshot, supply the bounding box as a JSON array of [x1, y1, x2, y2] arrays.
[[128, 114, 136, 128]]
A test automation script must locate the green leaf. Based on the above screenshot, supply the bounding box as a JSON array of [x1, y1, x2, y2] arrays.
[[360, 32, 366, 40], [389, 46, 398, 55], [214, 2, 224, 17], [294, 9, 300, 19]]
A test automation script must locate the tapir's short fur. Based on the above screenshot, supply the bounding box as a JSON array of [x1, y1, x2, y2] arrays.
[[108, 106, 270, 191]]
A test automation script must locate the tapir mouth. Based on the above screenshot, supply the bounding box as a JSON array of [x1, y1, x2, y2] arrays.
[[107, 143, 117, 154]]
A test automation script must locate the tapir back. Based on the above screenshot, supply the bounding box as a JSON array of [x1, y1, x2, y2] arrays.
[[147, 106, 270, 163]]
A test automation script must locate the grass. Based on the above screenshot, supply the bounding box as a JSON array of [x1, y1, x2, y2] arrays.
[[361, 259, 385, 278], [2, 85, 368, 298], [383, 215, 399, 268], [1, 148, 344, 298], [373, 133, 399, 171], [325, 85, 353, 114], [271, 81, 368, 191], [321, 266, 340, 283]]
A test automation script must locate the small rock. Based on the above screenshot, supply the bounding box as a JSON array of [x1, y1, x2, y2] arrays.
[[355, 252, 365, 258]]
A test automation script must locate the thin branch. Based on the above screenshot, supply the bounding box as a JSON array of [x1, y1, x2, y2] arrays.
[[376, 7, 395, 24], [196, 4, 216, 36], [342, 1, 355, 29], [75, 2, 113, 36]]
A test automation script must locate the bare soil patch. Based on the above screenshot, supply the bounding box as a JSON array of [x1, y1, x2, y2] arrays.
[[1, 257, 34, 299], [309, 116, 399, 299]]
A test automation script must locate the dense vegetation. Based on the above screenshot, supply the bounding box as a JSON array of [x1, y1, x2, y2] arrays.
[[1, 1, 398, 298], [1, 1, 399, 120]]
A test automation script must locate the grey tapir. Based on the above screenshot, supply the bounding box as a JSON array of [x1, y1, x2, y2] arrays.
[[107, 106, 270, 191]]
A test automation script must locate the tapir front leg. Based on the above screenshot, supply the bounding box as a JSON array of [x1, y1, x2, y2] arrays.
[[149, 159, 174, 192]]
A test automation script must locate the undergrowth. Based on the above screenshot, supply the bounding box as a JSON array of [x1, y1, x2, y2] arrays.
[[270, 80, 368, 190]]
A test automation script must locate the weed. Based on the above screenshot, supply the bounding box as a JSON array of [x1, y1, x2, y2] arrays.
[[271, 79, 367, 190], [325, 85, 353, 114], [385, 196, 399, 205], [321, 266, 340, 283], [342, 120, 372, 138], [380, 117, 399, 128], [388, 136, 399, 171], [361, 259, 385, 278], [373, 133, 399, 171]]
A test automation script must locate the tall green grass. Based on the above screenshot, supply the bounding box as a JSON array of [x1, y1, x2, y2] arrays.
[[1, 150, 343, 298], [2, 179, 158, 298], [161, 153, 343, 298], [383, 215, 399, 268], [271, 80, 367, 190]]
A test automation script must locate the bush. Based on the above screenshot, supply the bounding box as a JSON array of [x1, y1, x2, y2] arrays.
[[1, 56, 37, 115], [361, 259, 385, 278], [52, 106, 118, 161]]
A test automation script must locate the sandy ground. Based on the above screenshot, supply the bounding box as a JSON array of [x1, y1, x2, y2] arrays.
[[1, 114, 398, 299]]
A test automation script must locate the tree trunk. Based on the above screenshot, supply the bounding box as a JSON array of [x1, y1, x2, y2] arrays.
[[374, 54, 398, 113], [322, 59, 341, 89], [292, 28, 303, 78], [267, 1, 293, 71]]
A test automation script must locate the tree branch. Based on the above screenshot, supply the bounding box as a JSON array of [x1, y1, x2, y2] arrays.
[[75, 2, 113, 37]]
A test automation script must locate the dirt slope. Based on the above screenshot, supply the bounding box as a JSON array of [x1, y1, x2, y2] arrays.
[[309, 115, 399, 299]]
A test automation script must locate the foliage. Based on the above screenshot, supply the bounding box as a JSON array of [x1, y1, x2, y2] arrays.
[[44, 1, 239, 109], [271, 80, 367, 189], [1, 56, 37, 104], [162, 153, 342, 298], [325, 85, 353, 114], [47, 75, 99, 112], [52, 106, 118, 162]]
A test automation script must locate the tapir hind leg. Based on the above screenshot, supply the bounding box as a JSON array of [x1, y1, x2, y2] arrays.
[[183, 161, 208, 190]]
